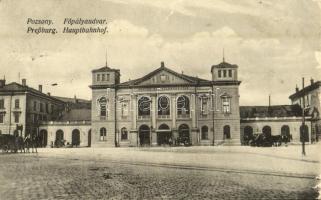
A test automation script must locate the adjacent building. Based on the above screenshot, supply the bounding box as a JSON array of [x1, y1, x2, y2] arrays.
[[0, 79, 65, 142], [289, 79, 321, 142]]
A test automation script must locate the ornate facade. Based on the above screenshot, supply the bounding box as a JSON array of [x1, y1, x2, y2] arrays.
[[90, 61, 241, 147]]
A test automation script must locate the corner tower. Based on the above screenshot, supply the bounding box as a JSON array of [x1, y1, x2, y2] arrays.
[[90, 65, 120, 147], [210, 60, 241, 145]]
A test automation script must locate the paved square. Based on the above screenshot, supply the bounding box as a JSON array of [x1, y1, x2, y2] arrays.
[[0, 145, 319, 199]]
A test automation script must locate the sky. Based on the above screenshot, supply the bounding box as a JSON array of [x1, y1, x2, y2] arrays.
[[0, 0, 320, 105]]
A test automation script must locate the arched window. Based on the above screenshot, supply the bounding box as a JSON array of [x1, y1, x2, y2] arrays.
[[138, 96, 151, 116], [158, 96, 170, 116], [56, 130, 64, 141], [100, 127, 107, 141], [224, 125, 231, 139], [98, 97, 107, 117], [262, 126, 272, 137], [201, 126, 208, 140], [121, 127, 128, 140], [281, 125, 291, 143], [177, 95, 190, 117], [72, 129, 80, 146]]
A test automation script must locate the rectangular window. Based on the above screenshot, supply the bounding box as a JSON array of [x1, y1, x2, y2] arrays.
[[107, 74, 110, 81], [97, 74, 101, 81], [14, 113, 20, 123], [33, 101, 37, 111], [223, 70, 227, 77], [40, 103, 44, 112], [15, 99, 20, 109], [0, 99, 4, 109], [201, 98, 208, 115], [228, 70, 232, 77], [222, 98, 231, 113], [100, 105, 106, 117], [51, 105, 54, 114], [121, 102, 129, 117], [102, 74, 105, 81], [45, 103, 49, 113], [218, 70, 221, 78], [0, 113, 4, 123]]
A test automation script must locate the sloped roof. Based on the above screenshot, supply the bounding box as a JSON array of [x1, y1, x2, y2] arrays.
[[240, 104, 303, 118], [119, 64, 211, 86], [58, 108, 91, 121], [211, 61, 238, 72], [0, 82, 63, 103], [92, 65, 120, 73], [289, 81, 321, 100]]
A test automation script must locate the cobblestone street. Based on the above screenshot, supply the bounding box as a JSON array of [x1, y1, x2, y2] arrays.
[[0, 146, 319, 199]]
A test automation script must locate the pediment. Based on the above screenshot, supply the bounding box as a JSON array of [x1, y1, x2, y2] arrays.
[[135, 68, 193, 86]]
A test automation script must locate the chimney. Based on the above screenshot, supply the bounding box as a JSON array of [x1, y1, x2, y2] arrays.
[[295, 85, 299, 92], [74, 95, 78, 103], [161, 61, 165, 68], [22, 79, 26, 86], [310, 78, 314, 85], [38, 85, 42, 92]]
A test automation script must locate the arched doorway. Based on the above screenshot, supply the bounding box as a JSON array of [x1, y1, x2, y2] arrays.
[[157, 124, 171, 145], [39, 129, 48, 147], [281, 125, 291, 143], [262, 126, 271, 138], [72, 129, 80, 147], [178, 124, 190, 144], [300, 125, 309, 142], [223, 125, 231, 139], [88, 129, 91, 147], [139, 125, 150, 146], [243, 126, 253, 145], [55, 130, 64, 147]]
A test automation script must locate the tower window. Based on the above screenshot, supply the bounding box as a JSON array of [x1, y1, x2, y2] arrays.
[[102, 74, 105, 81], [97, 74, 101, 81], [223, 70, 227, 77], [0, 113, 4, 123], [0, 99, 4, 109], [107, 74, 110, 81], [228, 70, 232, 77], [218, 70, 222, 78], [99, 97, 107, 117], [15, 99, 20, 109]]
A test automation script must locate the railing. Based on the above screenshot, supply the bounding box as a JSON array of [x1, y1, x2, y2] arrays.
[[177, 114, 190, 119], [157, 115, 170, 119], [137, 115, 150, 120]]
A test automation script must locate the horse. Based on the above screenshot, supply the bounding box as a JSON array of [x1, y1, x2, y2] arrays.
[[24, 136, 37, 153]]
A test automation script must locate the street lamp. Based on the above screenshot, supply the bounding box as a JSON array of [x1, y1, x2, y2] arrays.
[[208, 89, 215, 146], [301, 77, 310, 156]]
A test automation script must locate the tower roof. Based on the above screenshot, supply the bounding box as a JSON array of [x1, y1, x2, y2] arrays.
[[211, 61, 238, 72]]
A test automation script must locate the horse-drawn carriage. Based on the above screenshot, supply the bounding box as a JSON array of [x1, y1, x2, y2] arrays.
[[248, 133, 289, 147], [0, 133, 37, 153]]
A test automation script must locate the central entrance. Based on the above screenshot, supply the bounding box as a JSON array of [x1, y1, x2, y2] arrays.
[[157, 124, 172, 146], [178, 124, 190, 145], [139, 125, 150, 146]]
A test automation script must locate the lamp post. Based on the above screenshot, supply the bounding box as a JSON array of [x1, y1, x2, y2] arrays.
[[301, 77, 310, 156], [209, 89, 215, 146]]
